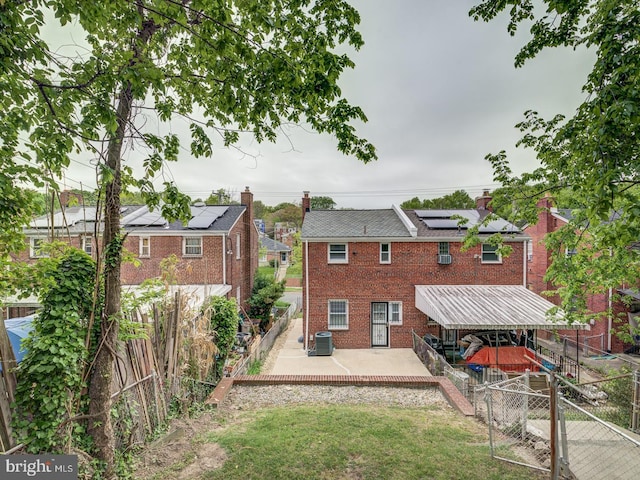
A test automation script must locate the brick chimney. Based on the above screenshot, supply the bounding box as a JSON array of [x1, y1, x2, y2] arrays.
[[526, 194, 557, 296], [240, 186, 256, 306], [535, 194, 556, 234], [475, 189, 492, 211], [240, 186, 253, 222], [301, 191, 311, 221], [60, 190, 83, 208]]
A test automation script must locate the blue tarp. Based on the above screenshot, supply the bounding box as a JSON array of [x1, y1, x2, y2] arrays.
[[2, 315, 34, 364]]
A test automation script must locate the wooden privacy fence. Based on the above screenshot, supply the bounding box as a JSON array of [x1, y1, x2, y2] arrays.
[[0, 291, 205, 453], [0, 319, 18, 452], [0, 289, 298, 453]]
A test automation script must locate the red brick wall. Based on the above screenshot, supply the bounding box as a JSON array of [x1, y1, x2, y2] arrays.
[[228, 218, 257, 309], [19, 228, 256, 311], [552, 293, 634, 354], [524, 197, 634, 353], [525, 197, 556, 296], [121, 235, 226, 285], [121, 226, 255, 309], [15, 235, 87, 263], [303, 240, 525, 349]]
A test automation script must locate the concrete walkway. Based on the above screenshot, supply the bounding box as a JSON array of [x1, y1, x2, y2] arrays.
[[528, 418, 640, 480], [275, 265, 288, 282], [209, 317, 475, 416], [269, 317, 432, 376]]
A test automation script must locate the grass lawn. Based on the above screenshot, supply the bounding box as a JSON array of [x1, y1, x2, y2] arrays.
[[159, 404, 544, 480], [286, 262, 301, 277], [257, 266, 276, 278]]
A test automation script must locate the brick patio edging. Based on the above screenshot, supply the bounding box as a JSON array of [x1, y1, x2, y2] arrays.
[[206, 375, 474, 416]]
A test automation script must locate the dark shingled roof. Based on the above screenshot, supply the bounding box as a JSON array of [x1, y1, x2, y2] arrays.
[[260, 236, 291, 252], [302, 209, 414, 239], [301, 208, 529, 241]]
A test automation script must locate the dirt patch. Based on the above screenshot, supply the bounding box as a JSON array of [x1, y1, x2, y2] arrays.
[[133, 318, 299, 479], [133, 412, 228, 479]]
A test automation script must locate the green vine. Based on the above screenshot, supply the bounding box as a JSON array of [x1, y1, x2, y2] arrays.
[[12, 247, 96, 453], [200, 296, 238, 381], [103, 232, 125, 270]]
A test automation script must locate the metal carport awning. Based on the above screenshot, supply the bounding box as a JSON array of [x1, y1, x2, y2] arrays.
[[415, 285, 589, 331]]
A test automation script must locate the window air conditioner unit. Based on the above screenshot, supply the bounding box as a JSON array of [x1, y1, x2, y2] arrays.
[[438, 254, 452, 265]]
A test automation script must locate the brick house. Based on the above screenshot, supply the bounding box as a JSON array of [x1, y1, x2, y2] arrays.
[[259, 234, 291, 266], [526, 196, 637, 354], [301, 191, 586, 351], [273, 222, 296, 247], [4, 187, 258, 317]]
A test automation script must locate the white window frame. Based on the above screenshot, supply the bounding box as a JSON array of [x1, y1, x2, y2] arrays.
[[29, 237, 48, 258], [380, 243, 391, 264], [328, 243, 348, 264], [236, 233, 241, 260], [389, 301, 402, 325], [328, 299, 349, 330], [82, 235, 93, 255], [527, 240, 533, 261], [438, 242, 450, 255], [139, 236, 150, 258], [183, 236, 203, 256], [481, 243, 502, 263]]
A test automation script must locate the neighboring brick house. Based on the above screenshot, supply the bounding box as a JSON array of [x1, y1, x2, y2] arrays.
[[274, 222, 296, 248], [259, 234, 291, 266], [3, 205, 102, 319], [5, 187, 258, 317], [526, 196, 636, 354], [301, 191, 586, 351]]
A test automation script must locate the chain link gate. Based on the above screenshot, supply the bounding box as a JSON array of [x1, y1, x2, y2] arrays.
[[479, 375, 552, 474], [480, 371, 640, 479]]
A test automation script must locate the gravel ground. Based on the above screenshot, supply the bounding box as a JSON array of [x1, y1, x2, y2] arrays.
[[225, 384, 451, 409], [226, 316, 451, 410]]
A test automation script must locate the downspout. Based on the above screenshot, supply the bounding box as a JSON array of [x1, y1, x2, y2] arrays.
[[523, 240, 527, 288], [304, 239, 309, 352], [222, 234, 227, 286]]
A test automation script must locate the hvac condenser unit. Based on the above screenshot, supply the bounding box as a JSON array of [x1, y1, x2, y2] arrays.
[[315, 331, 333, 356]]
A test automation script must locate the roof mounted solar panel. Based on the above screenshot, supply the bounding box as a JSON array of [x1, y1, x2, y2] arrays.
[[477, 218, 520, 233], [423, 219, 467, 229], [415, 209, 453, 219], [122, 207, 167, 227], [31, 207, 98, 228], [66, 207, 98, 224], [187, 206, 228, 229]]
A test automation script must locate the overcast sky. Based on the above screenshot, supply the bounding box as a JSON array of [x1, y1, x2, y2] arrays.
[[56, 1, 594, 209]]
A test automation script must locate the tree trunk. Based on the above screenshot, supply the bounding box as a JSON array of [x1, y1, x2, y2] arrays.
[[87, 82, 132, 478], [87, 8, 158, 475]]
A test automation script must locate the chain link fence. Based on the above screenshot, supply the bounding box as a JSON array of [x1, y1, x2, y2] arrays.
[[475, 374, 552, 473], [478, 371, 640, 479], [558, 396, 640, 479], [558, 372, 637, 432]]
